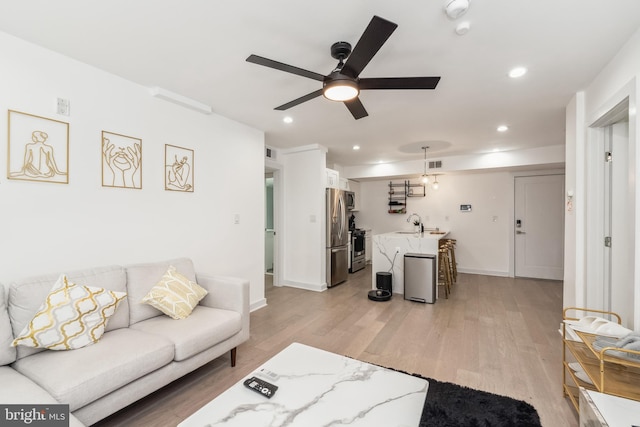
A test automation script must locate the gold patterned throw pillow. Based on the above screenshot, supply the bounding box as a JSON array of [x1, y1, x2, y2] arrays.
[[12, 275, 127, 350], [141, 265, 208, 320]]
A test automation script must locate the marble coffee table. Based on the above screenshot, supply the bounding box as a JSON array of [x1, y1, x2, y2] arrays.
[[179, 342, 428, 427]]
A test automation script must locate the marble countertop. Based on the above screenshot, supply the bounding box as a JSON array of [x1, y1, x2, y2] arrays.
[[180, 343, 428, 427], [375, 231, 449, 239]]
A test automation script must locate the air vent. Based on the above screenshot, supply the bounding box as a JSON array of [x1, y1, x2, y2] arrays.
[[428, 160, 442, 169], [265, 146, 277, 160]]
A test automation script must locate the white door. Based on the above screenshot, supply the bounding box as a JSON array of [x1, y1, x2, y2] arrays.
[[514, 174, 565, 279]]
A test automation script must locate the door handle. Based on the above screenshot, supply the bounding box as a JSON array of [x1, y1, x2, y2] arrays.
[[516, 230, 526, 234]]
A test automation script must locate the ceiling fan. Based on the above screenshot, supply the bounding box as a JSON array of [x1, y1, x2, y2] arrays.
[[246, 15, 441, 120]]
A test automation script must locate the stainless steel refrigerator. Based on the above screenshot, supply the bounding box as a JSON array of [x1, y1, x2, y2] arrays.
[[326, 188, 348, 287]]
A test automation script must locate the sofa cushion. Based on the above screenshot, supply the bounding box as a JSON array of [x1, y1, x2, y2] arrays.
[[142, 265, 208, 320], [11, 328, 174, 412], [126, 258, 196, 325], [12, 274, 127, 350], [0, 284, 16, 365], [9, 265, 129, 360], [130, 305, 241, 361], [0, 367, 85, 426]]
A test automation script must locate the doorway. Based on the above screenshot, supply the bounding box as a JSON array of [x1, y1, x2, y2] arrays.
[[514, 174, 565, 280], [265, 174, 274, 275], [586, 98, 633, 325], [265, 164, 282, 289]]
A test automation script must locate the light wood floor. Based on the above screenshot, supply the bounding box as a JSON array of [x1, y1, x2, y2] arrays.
[[94, 266, 578, 427]]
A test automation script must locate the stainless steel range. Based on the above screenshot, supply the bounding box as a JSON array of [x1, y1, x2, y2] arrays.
[[350, 229, 366, 273]]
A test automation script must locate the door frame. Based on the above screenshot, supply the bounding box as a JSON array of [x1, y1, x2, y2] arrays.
[[265, 161, 283, 288]]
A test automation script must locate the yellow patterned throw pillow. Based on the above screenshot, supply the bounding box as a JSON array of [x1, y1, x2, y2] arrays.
[[12, 275, 127, 350], [141, 265, 208, 320]]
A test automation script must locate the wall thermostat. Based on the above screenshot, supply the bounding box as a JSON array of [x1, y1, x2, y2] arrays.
[[460, 204, 472, 212]]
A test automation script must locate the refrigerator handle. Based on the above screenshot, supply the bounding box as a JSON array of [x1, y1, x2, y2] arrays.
[[337, 193, 345, 238]]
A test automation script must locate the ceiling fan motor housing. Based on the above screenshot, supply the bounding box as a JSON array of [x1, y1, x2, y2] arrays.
[[331, 41, 352, 61]]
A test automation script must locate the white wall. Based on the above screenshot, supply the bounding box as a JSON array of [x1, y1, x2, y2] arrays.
[[0, 32, 266, 309], [565, 26, 640, 327], [356, 172, 513, 276], [280, 145, 327, 291]]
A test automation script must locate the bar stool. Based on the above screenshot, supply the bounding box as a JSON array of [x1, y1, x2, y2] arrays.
[[439, 239, 457, 284], [438, 247, 453, 298]]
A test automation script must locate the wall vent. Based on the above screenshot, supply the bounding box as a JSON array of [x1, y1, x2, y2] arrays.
[[265, 146, 277, 160], [428, 160, 442, 169]]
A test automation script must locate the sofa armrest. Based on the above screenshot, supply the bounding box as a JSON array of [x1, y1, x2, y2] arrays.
[[196, 273, 249, 316]]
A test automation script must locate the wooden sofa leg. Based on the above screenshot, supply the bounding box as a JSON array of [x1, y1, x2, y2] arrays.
[[230, 347, 237, 367]]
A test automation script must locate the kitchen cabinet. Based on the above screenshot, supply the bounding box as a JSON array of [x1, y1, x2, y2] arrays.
[[364, 229, 372, 263], [562, 307, 640, 413], [326, 168, 339, 189], [339, 178, 350, 190]]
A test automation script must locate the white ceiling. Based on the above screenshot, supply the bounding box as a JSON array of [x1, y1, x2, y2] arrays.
[[1, 1, 639, 167]]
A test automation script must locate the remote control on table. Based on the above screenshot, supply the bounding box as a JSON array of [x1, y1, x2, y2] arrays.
[[243, 376, 278, 398]]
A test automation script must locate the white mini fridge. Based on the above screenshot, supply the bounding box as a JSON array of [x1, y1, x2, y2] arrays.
[[404, 253, 436, 303]]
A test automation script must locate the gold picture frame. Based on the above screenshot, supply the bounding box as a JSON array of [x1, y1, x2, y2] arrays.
[[7, 110, 69, 184], [102, 130, 142, 189], [165, 144, 194, 192]]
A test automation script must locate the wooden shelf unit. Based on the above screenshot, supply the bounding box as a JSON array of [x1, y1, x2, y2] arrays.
[[562, 307, 640, 413]]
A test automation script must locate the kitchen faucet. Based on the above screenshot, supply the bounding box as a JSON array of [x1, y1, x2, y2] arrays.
[[406, 213, 423, 232]]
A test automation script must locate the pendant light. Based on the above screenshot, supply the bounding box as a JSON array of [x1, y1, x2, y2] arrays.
[[432, 174, 440, 190], [421, 146, 429, 184]]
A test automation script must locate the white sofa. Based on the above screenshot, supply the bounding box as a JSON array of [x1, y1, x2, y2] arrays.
[[0, 258, 250, 426]]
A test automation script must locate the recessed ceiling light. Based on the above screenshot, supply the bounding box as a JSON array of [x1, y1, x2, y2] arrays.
[[353, 145, 360, 150], [508, 67, 527, 78], [283, 116, 293, 124], [492, 148, 501, 152], [497, 125, 508, 132]]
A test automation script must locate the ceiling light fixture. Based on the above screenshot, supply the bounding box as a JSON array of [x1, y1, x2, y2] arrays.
[[455, 21, 471, 35], [508, 67, 527, 78], [497, 125, 508, 132], [444, 0, 470, 19], [421, 146, 430, 184], [283, 116, 293, 124], [432, 175, 440, 190], [353, 145, 360, 150], [323, 75, 359, 101]]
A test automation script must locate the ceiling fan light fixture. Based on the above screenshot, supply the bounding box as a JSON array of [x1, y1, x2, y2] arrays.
[[323, 78, 359, 102], [445, 0, 470, 19]]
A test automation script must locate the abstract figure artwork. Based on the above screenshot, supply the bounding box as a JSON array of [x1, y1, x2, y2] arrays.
[[165, 144, 193, 192], [102, 131, 142, 189], [8, 110, 69, 184]]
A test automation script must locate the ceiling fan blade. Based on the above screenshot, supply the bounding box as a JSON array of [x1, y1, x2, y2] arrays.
[[247, 54, 325, 82], [359, 76, 441, 90], [344, 97, 368, 120], [341, 16, 398, 79], [275, 89, 324, 111]]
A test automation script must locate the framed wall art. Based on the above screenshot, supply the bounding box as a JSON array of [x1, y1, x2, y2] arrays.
[[102, 131, 142, 189], [165, 144, 194, 192], [7, 110, 69, 184]]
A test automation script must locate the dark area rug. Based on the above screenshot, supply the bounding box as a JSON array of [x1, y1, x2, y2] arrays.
[[418, 376, 542, 427]]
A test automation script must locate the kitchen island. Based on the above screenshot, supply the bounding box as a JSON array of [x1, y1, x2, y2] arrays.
[[372, 231, 449, 296]]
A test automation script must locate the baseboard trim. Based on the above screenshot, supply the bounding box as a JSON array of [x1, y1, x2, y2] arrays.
[[250, 298, 267, 312], [282, 280, 327, 292], [457, 268, 510, 277]]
